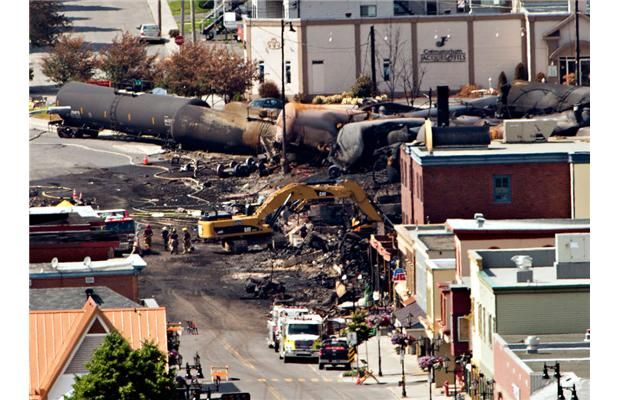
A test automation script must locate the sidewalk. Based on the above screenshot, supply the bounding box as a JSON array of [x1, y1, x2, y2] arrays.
[[350, 334, 454, 400], [145, 0, 179, 55]]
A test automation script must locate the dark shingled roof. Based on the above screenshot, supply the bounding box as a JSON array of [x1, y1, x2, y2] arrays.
[[29, 286, 141, 310]]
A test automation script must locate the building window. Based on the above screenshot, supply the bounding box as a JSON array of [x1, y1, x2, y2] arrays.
[[457, 316, 470, 342], [493, 175, 512, 203], [488, 314, 493, 344], [258, 61, 265, 83], [360, 4, 377, 17], [559, 57, 590, 86], [383, 59, 391, 81], [285, 61, 291, 84]]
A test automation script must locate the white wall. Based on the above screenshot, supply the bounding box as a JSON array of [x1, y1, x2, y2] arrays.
[[473, 19, 523, 87], [416, 20, 469, 90], [247, 24, 300, 95], [532, 20, 557, 79], [359, 22, 412, 95], [469, 253, 497, 376], [306, 24, 357, 94]]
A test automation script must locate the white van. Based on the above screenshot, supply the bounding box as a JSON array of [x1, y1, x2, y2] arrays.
[[137, 23, 162, 43]]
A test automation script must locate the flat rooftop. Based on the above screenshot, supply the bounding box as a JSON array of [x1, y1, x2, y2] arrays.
[[30, 254, 146, 276], [446, 218, 590, 232], [394, 224, 454, 250], [404, 138, 590, 166], [501, 333, 590, 379]]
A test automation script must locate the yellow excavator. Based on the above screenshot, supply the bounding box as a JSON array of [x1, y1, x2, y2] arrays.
[[198, 180, 383, 252]]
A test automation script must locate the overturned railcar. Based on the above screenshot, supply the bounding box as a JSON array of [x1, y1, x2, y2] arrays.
[[54, 81, 272, 154]]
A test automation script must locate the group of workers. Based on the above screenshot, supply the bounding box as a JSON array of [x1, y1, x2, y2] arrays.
[[141, 224, 194, 255]]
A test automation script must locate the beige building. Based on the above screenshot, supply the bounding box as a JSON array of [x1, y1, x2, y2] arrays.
[[244, 3, 590, 97], [468, 233, 590, 377]]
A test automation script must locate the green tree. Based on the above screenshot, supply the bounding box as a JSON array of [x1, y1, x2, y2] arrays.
[[160, 42, 256, 102], [67, 331, 175, 400], [41, 35, 97, 85], [347, 310, 372, 344], [98, 31, 159, 85], [29, 0, 70, 47]]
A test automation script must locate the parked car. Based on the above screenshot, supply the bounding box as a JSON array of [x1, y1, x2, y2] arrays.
[[137, 23, 162, 43], [358, 101, 421, 115], [247, 98, 283, 121], [318, 338, 351, 370]]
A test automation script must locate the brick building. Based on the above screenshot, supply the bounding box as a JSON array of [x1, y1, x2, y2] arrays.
[[29, 254, 146, 302], [400, 139, 590, 225]]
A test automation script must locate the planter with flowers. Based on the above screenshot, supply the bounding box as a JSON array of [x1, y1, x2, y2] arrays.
[[418, 355, 445, 371]]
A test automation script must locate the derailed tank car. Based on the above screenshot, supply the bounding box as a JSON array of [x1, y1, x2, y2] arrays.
[[54, 81, 272, 154]]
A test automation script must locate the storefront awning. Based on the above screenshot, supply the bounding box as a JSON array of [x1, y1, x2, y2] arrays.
[[394, 301, 427, 327]]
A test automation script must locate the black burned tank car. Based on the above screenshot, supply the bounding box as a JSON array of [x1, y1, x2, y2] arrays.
[[55, 81, 269, 154]]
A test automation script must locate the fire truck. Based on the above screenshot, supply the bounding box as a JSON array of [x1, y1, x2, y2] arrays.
[[96, 209, 137, 254]]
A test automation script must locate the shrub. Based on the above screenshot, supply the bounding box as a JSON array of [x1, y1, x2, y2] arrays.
[[258, 80, 281, 98], [351, 74, 373, 98], [536, 72, 546, 83], [312, 95, 325, 104]]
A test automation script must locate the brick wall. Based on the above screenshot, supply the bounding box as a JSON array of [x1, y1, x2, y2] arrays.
[[30, 275, 139, 302], [406, 162, 572, 224], [493, 334, 532, 400]]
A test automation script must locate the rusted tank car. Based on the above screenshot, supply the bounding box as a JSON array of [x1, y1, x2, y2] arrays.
[[54, 82, 273, 154]]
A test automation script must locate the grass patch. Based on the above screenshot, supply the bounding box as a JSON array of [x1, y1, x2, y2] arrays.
[[31, 111, 62, 121], [168, 0, 211, 17]]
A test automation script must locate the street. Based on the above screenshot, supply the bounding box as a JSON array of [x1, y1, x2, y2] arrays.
[[29, 119, 449, 400]]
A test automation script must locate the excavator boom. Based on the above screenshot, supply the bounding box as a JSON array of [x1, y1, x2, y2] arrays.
[[197, 180, 382, 250]]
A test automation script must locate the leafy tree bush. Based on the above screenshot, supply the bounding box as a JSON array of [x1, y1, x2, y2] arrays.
[[351, 74, 373, 98], [29, 0, 70, 47], [41, 35, 97, 84], [514, 62, 528, 81], [259, 80, 281, 99], [346, 310, 372, 344], [67, 331, 175, 400], [159, 42, 256, 102], [98, 32, 159, 85]]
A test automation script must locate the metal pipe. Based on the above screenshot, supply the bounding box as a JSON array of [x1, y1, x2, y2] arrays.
[[370, 26, 377, 94], [575, 0, 580, 85], [191, 0, 196, 42], [181, 0, 185, 37], [281, 19, 290, 174]]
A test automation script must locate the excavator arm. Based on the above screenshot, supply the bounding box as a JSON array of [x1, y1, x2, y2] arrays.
[[198, 180, 382, 245]]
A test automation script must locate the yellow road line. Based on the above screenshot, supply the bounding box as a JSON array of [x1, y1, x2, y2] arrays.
[[257, 378, 266, 382], [271, 378, 279, 382], [222, 341, 256, 371], [298, 378, 305, 382], [284, 378, 293, 382], [311, 378, 319, 382]]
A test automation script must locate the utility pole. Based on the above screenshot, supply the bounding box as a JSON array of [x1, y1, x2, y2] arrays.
[[280, 19, 293, 174], [575, 0, 580, 85], [370, 26, 377, 94], [190, 0, 196, 42], [181, 0, 185, 37], [370, 25, 377, 96], [157, 0, 162, 34]]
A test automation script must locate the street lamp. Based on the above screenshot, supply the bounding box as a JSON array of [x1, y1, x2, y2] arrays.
[[443, 355, 468, 400], [280, 19, 295, 175], [400, 348, 407, 398], [543, 362, 579, 400]]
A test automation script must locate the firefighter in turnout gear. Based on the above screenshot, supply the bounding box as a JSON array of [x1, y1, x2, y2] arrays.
[[162, 226, 170, 250], [143, 224, 153, 250], [169, 228, 179, 255], [182, 227, 193, 254]]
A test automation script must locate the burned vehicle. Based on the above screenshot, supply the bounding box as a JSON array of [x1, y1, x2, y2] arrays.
[[327, 118, 425, 179]]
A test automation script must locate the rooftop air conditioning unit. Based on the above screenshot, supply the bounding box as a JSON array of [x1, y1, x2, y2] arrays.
[[555, 233, 590, 263], [503, 119, 556, 143]]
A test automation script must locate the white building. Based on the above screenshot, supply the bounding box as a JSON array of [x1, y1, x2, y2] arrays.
[[244, 0, 589, 98]]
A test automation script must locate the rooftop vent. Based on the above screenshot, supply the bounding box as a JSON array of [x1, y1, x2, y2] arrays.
[[512, 255, 534, 283], [525, 336, 540, 354], [474, 213, 485, 228]]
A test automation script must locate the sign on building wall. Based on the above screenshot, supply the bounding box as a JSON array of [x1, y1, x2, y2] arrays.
[[420, 49, 466, 63]]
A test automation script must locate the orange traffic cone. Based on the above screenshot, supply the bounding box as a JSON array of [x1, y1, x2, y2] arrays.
[[143, 155, 150, 165]]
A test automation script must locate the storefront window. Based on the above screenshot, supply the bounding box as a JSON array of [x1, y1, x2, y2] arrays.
[[559, 57, 590, 86]]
